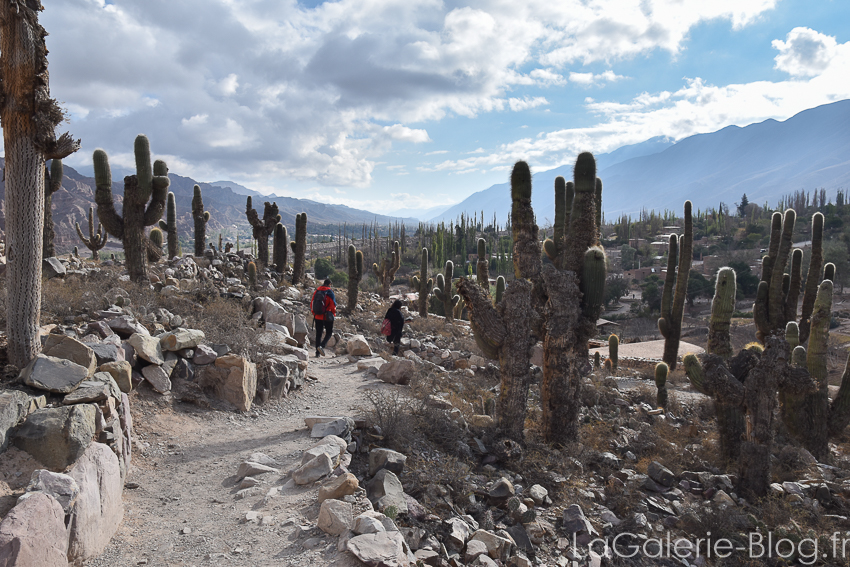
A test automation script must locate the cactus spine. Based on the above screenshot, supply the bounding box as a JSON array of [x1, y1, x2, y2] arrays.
[[75, 206, 108, 260], [247, 261, 257, 288], [291, 212, 307, 284], [411, 248, 433, 318], [476, 238, 489, 290], [608, 334, 618, 371], [655, 362, 668, 409], [272, 223, 289, 273], [42, 159, 63, 258], [191, 184, 210, 256], [433, 260, 460, 321], [246, 196, 280, 266], [657, 201, 693, 371], [94, 134, 169, 283], [346, 245, 364, 313], [372, 240, 400, 298], [158, 191, 179, 259]]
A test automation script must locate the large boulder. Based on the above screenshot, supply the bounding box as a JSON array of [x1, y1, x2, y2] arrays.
[[318, 472, 359, 503], [347, 532, 413, 567], [67, 442, 124, 565], [196, 355, 257, 411], [25, 469, 79, 513], [366, 470, 408, 515], [0, 390, 29, 452], [100, 361, 133, 393], [376, 359, 415, 385], [346, 335, 372, 356], [13, 405, 96, 471], [141, 365, 171, 394], [369, 448, 407, 476], [253, 297, 289, 326], [0, 491, 68, 566], [292, 452, 333, 485], [20, 354, 88, 394], [160, 329, 205, 351], [258, 354, 305, 400], [42, 335, 97, 377], [317, 499, 353, 535], [127, 333, 165, 365]]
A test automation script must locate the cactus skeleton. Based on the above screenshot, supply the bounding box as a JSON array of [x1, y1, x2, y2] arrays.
[[94, 134, 169, 283], [75, 206, 108, 260], [191, 185, 211, 256], [246, 196, 280, 266]]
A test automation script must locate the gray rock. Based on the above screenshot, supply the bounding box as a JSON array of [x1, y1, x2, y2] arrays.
[[347, 531, 412, 567], [366, 470, 408, 515], [527, 484, 548, 505], [128, 333, 165, 365], [377, 359, 415, 385], [369, 448, 407, 476], [89, 343, 123, 366], [318, 499, 353, 535], [562, 504, 596, 535], [13, 404, 96, 470], [25, 469, 79, 513], [0, 492, 68, 566], [311, 417, 354, 440], [0, 390, 29, 452], [67, 442, 124, 564], [236, 461, 279, 480], [488, 477, 515, 506], [42, 334, 97, 377], [42, 257, 66, 279], [62, 382, 110, 405], [99, 361, 133, 393], [192, 344, 218, 365], [346, 334, 372, 356], [445, 517, 472, 548], [195, 355, 257, 412], [160, 328, 205, 351], [141, 364, 171, 394], [648, 461, 676, 488], [21, 354, 88, 394], [106, 315, 148, 338], [292, 452, 333, 485]]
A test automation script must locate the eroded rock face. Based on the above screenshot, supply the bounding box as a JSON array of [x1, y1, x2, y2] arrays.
[[67, 442, 124, 565], [0, 491, 68, 567], [13, 405, 96, 471]]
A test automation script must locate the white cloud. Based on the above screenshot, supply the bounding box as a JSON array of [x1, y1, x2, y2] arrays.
[[568, 70, 626, 86], [773, 27, 837, 77], [42, 0, 779, 190], [508, 96, 549, 111]]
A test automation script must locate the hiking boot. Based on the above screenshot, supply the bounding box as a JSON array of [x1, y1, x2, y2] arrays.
[[315, 349, 321, 358], [318, 346, 326, 357]]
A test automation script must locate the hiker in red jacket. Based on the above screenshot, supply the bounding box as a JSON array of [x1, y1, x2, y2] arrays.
[[311, 279, 337, 357]]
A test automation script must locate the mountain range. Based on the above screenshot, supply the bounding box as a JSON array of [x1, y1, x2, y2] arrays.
[[429, 99, 850, 224]]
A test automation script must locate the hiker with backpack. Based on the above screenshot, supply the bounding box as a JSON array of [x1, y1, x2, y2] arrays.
[[382, 299, 405, 356], [311, 279, 337, 357]]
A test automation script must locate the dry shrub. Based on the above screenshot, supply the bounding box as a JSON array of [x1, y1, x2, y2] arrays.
[[361, 389, 417, 452]]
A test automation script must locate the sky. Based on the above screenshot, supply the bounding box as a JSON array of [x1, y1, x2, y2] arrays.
[[35, 0, 850, 216]]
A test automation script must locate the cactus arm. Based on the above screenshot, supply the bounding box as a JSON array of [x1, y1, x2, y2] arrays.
[[48, 159, 63, 195], [672, 201, 693, 324], [93, 149, 124, 239], [457, 276, 505, 359], [785, 321, 800, 350], [595, 178, 603, 239], [476, 238, 490, 290], [707, 267, 736, 359], [580, 246, 606, 318], [784, 248, 803, 323], [608, 334, 619, 370], [799, 212, 824, 343], [552, 176, 566, 249], [134, 134, 153, 201], [828, 352, 850, 437], [495, 275, 505, 304], [767, 209, 796, 329], [564, 181, 574, 239], [564, 153, 598, 274], [753, 281, 770, 341], [825, 262, 836, 282], [658, 234, 678, 337], [142, 159, 169, 226], [510, 161, 541, 280]]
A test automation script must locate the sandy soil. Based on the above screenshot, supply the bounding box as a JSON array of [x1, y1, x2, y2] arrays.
[[87, 351, 397, 567]]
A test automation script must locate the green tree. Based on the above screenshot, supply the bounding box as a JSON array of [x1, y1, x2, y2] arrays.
[[620, 244, 637, 270], [824, 241, 849, 293], [686, 270, 714, 307], [640, 275, 662, 312], [728, 260, 760, 297], [604, 276, 628, 307], [314, 256, 335, 280], [737, 193, 749, 217]]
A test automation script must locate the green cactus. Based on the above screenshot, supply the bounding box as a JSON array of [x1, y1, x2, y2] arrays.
[[373, 240, 400, 298], [192, 185, 211, 256], [42, 159, 64, 258], [824, 262, 836, 282], [291, 212, 307, 284], [581, 246, 606, 317], [798, 213, 824, 343], [94, 134, 169, 282], [272, 223, 289, 273], [411, 248, 433, 318], [147, 227, 164, 263], [433, 260, 460, 322], [476, 238, 490, 291], [657, 201, 693, 371], [72, 246, 78, 258], [707, 267, 736, 359], [608, 334, 619, 371], [754, 209, 804, 342], [158, 191, 179, 259], [218, 233, 223, 253], [75, 206, 108, 260], [246, 196, 281, 267], [247, 261, 257, 288], [594, 351, 601, 369], [655, 362, 668, 409], [346, 245, 364, 313], [494, 276, 505, 305]]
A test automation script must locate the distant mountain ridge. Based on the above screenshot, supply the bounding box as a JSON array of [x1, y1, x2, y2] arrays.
[[430, 99, 850, 224]]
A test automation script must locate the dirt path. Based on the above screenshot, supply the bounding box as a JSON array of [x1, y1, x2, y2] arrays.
[[88, 352, 396, 567]]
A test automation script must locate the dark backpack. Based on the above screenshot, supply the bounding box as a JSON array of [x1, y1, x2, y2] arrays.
[[311, 289, 328, 316]]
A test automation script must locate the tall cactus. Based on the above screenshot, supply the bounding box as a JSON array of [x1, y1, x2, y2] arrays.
[[290, 212, 307, 285], [346, 245, 364, 313], [75, 206, 108, 260], [433, 260, 460, 321], [272, 223, 289, 273], [754, 210, 801, 342], [608, 334, 618, 371], [191, 185, 211, 256], [246, 197, 280, 266], [798, 212, 825, 344], [158, 191, 179, 259], [411, 248, 433, 318], [476, 238, 490, 290], [42, 159, 63, 258], [95, 134, 169, 283], [657, 201, 693, 371], [373, 240, 400, 298], [494, 276, 505, 305]]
